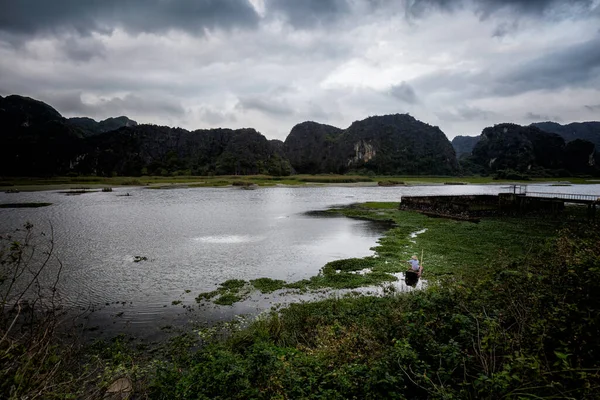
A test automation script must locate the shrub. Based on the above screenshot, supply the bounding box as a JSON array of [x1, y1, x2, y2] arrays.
[[0, 224, 74, 398]]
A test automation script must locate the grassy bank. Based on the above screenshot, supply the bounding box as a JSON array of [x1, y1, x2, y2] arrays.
[[1, 174, 597, 191]]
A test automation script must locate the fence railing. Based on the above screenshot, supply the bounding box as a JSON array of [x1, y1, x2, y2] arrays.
[[501, 185, 527, 195], [525, 192, 600, 202]]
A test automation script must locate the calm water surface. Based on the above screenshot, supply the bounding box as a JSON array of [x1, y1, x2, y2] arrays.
[[1, 183, 598, 337]]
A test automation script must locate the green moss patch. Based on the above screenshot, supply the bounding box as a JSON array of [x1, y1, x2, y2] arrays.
[[196, 279, 250, 305], [250, 278, 287, 293]]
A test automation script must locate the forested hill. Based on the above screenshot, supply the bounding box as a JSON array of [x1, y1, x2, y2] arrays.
[[0, 95, 292, 176], [284, 114, 459, 175], [531, 121, 600, 149], [462, 123, 599, 177]]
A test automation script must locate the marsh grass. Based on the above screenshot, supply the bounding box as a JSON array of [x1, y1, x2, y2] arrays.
[[199, 201, 572, 306], [377, 180, 405, 186], [0, 202, 53, 208], [2, 174, 598, 191]]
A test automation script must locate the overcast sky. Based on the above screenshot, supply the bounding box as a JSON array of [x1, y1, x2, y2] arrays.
[[1, 0, 599, 140]]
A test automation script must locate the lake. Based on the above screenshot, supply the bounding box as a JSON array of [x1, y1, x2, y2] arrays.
[[1, 183, 599, 338]]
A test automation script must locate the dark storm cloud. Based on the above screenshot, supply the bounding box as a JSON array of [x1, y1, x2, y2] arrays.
[[59, 36, 107, 62], [498, 36, 600, 95], [265, 0, 352, 28], [389, 82, 419, 104], [263, 0, 597, 33], [236, 96, 295, 116], [0, 0, 259, 38], [405, 0, 596, 18], [413, 35, 600, 99]]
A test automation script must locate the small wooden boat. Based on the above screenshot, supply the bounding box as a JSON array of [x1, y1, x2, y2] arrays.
[[404, 270, 420, 287]]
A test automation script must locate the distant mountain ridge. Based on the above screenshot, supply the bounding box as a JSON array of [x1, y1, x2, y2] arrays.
[[0, 95, 291, 176], [451, 136, 480, 158], [531, 121, 600, 149], [1, 94, 598, 177], [69, 116, 138, 136], [464, 123, 598, 176]]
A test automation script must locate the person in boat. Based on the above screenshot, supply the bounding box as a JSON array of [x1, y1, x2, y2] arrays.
[[407, 255, 423, 277]]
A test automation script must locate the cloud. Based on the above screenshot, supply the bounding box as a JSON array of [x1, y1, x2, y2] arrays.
[[0, 0, 259, 38], [389, 82, 419, 104], [197, 107, 238, 125], [584, 104, 600, 112], [0, 0, 598, 140], [435, 105, 497, 121], [492, 20, 519, 37], [236, 96, 295, 116], [264, 0, 597, 32], [497, 35, 600, 95], [524, 112, 562, 121], [45, 91, 185, 120]]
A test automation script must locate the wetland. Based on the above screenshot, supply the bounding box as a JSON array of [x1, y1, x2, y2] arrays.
[[2, 183, 600, 398]]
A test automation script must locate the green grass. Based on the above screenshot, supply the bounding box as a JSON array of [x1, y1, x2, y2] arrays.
[[2, 174, 597, 191], [361, 202, 400, 209]]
